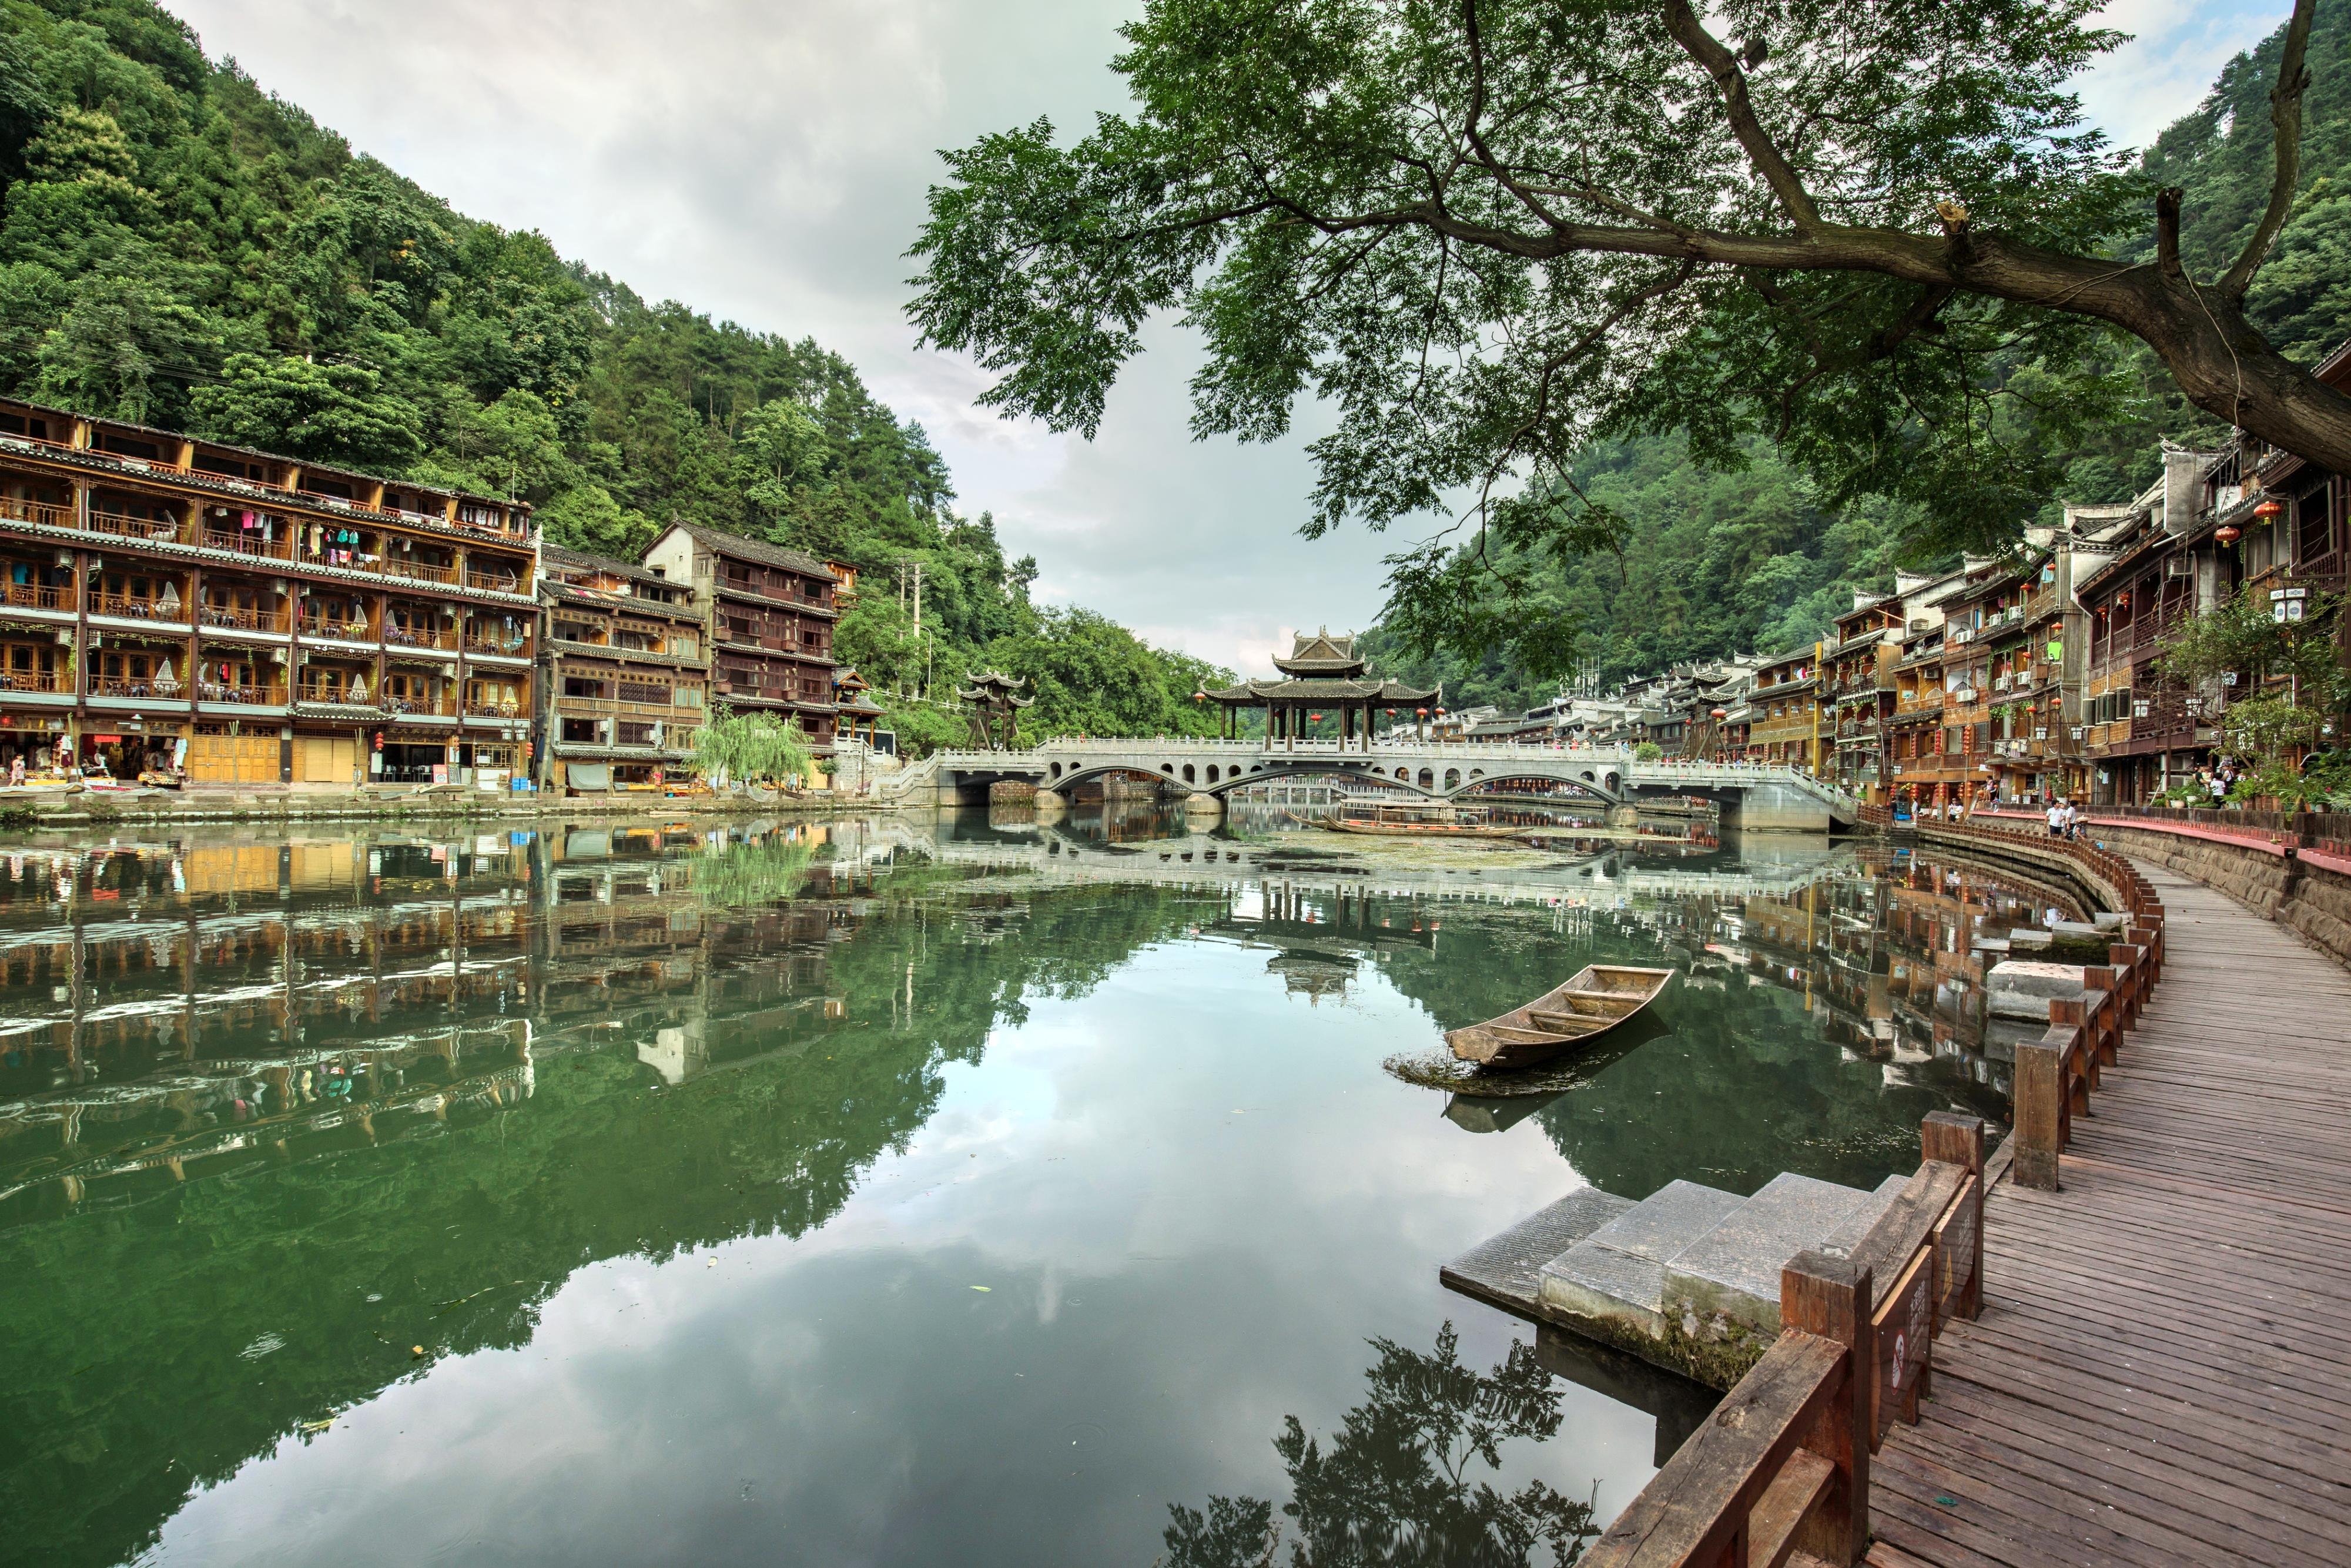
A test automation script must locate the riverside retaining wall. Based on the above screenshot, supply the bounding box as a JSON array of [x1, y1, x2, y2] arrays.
[[1964, 809, 2351, 972]]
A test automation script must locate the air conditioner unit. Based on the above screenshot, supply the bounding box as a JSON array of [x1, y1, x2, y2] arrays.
[[2167, 556, 2193, 577]]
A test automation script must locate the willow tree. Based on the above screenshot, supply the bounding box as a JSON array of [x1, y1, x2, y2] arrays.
[[691, 708, 815, 790], [909, 0, 2340, 676]]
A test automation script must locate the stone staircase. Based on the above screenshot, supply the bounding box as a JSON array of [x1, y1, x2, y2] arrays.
[[1444, 1169, 1906, 1389]]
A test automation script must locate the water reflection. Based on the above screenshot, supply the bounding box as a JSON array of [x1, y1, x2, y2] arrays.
[[0, 812, 2084, 1568], [1161, 1324, 1600, 1568]]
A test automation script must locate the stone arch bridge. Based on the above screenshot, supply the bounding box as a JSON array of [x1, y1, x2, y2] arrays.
[[879, 739, 1857, 832]]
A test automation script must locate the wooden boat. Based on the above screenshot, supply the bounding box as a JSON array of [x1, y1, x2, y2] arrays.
[[1321, 816, 1525, 840], [1308, 801, 1523, 840], [1446, 963, 1675, 1070]]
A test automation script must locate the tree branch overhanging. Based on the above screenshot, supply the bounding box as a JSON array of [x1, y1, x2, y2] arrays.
[[2221, 0, 2317, 299], [1659, 0, 1823, 234]]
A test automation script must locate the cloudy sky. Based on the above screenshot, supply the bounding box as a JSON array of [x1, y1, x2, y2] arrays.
[[165, 0, 2289, 675]]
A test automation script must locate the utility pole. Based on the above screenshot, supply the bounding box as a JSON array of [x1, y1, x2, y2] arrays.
[[912, 561, 923, 699]]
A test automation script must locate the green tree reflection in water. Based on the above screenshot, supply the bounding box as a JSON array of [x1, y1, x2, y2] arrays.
[[1163, 1324, 1598, 1568]]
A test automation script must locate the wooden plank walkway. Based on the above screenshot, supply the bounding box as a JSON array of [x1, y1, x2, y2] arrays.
[[1866, 861, 2351, 1568]]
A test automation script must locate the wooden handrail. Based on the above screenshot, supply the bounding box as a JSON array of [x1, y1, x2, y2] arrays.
[[1585, 1113, 1992, 1567], [1580, 1331, 1850, 1568]]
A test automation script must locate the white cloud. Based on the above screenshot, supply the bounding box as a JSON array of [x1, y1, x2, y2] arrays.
[[2075, 1, 2284, 150]]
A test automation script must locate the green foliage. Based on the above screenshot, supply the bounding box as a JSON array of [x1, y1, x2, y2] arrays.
[[1633, 741, 1663, 762], [910, 0, 2148, 678], [984, 605, 1229, 742], [690, 706, 815, 788], [2161, 582, 2347, 699], [0, 0, 1222, 747]]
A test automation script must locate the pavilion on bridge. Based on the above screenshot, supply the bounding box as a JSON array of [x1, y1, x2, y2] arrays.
[[1204, 629, 1438, 750]]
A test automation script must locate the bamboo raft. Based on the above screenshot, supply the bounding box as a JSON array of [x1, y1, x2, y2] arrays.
[[1446, 963, 1675, 1070]]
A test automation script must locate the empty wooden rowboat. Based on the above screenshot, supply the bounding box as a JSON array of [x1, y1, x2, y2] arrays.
[[1446, 963, 1675, 1070]]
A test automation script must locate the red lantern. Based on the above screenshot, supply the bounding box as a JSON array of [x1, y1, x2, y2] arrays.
[[1415, 708, 1428, 718], [1308, 712, 1322, 723], [2254, 497, 2285, 520], [1711, 707, 1728, 720], [1192, 689, 1205, 703], [2216, 524, 2242, 545]]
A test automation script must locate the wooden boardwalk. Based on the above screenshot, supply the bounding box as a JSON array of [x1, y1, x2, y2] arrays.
[[1865, 862, 2351, 1568]]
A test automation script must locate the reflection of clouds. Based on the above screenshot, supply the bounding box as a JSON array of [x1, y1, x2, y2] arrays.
[[151, 927, 1629, 1566]]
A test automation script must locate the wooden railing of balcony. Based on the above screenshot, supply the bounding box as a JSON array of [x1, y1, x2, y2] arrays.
[[199, 526, 293, 561], [90, 592, 187, 621], [296, 680, 377, 706], [382, 625, 457, 651], [297, 614, 376, 642], [196, 682, 287, 706], [0, 497, 74, 531], [464, 699, 524, 720], [381, 695, 456, 718], [0, 668, 70, 693], [0, 579, 72, 612], [197, 602, 290, 633], [85, 509, 184, 544], [463, 636, 530, 658], [463, 567, 528, 594], [87, 675, 187, 699]]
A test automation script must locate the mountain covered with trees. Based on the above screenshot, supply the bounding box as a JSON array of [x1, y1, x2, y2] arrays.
[[0, 0, 1231, 751], [1361, 1, 2351, 717]]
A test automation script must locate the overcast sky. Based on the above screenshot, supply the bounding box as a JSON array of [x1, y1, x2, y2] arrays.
[[165, 0, 2287, 676]]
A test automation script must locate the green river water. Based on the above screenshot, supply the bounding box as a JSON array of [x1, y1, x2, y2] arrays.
[[0, 806, 2069, 1567]]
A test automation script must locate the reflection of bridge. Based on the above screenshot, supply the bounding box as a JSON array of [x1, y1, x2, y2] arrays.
[[882, 740, 1857, 831], [890, 819, 1856, 903]]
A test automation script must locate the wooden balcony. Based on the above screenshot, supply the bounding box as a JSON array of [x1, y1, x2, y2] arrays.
[[85, 509, 185, 544], [198, 603, 290, 634], [196, 682, 288, 706], [383, 625, 457, 652], [297, 614, 376, 642], [465, 699, 525, 721], [0, 497, 74, 531], [464, 565, 529, 595], [0, 669, 70, 694], [88, 676, 187, 700], [0, 579, 72, 613], [381, 696, 457, 718], [89, 592, 189, 623], [295, 681, 379, 708], [463, 636, 531, 659], [199, 526, 293, 561]]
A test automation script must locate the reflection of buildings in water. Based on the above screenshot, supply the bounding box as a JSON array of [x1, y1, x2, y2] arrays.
[[0, 822, 880, 1222], [1705, 851, 2089, 1103], [1265, 947, 1358, 1002]]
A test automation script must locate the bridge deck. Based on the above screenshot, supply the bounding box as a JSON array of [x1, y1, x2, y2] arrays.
[[1865, 862, 2351, 1568]]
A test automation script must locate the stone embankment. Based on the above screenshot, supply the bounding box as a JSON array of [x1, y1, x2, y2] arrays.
[[1963, 809, 2351, 971]]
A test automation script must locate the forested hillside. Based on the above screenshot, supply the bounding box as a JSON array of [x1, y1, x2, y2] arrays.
[[0, 0, 1230, 750], [1365, 1, 2351, 716]]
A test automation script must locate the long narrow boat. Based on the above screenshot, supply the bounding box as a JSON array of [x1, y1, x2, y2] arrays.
[[1320, 816, 1525, 840], [1446, 963, 1676, 1070]]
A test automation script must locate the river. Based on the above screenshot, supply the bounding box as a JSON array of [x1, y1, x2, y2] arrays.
[[0, 806, 2069, 1568]]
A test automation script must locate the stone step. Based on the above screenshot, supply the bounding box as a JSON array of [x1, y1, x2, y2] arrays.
[[1513, 1170, 1898, 1388], [1538, 1180, 1744, 1335]]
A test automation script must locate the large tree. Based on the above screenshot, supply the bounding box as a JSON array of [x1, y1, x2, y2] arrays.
[[909, 0, 2341, 676]]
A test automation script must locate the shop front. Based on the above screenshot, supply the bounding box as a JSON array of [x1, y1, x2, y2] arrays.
[[81, 718, 188, 781]]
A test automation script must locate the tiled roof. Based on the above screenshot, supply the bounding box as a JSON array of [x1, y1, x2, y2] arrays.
[[670, 524, 836, 580]]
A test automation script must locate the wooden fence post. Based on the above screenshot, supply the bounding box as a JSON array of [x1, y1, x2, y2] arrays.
[[2049, 996, 2099, 1094], [1782, 1250, 1874, 1567], [2014, 1033, 2067, 1191], [1922, 1112, 1987, 1321]]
